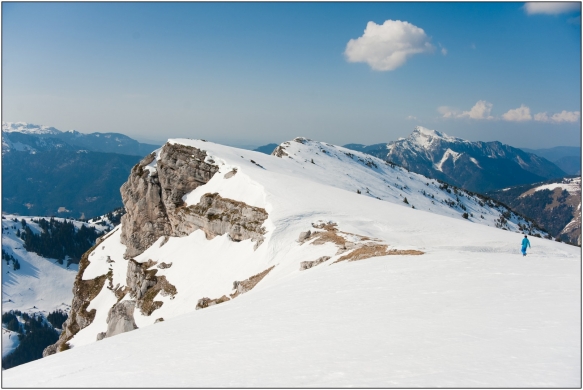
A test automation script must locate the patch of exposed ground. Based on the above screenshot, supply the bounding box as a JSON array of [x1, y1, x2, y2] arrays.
[[299, 221, 424, 270], [334, 244, 423, 263], [196, 266, 275, 310]]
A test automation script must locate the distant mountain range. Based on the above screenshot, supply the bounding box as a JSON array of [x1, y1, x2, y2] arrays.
[[2, 122, 159, 156], [2, 122, 159, 219], [344, 127, 567, 193], [520, 146, 580, 175]]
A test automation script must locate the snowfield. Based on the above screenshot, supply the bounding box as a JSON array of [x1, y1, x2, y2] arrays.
[[2, 138, 580, 387]]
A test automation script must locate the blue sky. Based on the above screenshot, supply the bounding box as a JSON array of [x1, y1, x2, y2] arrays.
[[2, 2, 581, 148]]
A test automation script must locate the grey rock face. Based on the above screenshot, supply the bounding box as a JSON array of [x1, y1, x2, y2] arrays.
[[120, 152, 173, 258], [47, 141, 270, 354], [104, 300, 138, 338], [126, 259, 158, 300], [121, 142, 269, 258], [120, 143, 220, 258], [172, 193, 268, 247]]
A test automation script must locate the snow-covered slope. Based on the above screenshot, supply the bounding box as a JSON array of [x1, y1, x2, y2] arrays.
[[1, 215, 110, 314], [1, 215, 113, 365], [3, 138, 579, 387]]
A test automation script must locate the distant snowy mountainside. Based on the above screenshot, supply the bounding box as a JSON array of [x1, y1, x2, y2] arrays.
[[345, 126, 566, 193], [2, 122, 62, 135], [2, 122, 158, 156]]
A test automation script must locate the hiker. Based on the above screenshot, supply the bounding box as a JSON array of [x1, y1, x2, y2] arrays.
[[521, 235, 531, 256]]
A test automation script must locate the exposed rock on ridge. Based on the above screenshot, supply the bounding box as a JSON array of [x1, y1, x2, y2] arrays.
[[44, 245, 109, 356], [173, 193, 268, 247], [120, 143, 220, 258], [46, 141, 271, 355]]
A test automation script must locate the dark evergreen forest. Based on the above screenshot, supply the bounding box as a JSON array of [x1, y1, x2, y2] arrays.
[[2, 310, 67, 370], [21, 218, 105, 267]]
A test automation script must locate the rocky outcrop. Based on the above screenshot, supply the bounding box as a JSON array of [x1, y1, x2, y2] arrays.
[[300, 256, 330, 271], [172, 193, 268, 247], [44, 245, 109, 356], [120, 142, 268, 258], [120, 143, 220, 258], [196, 266, 276, 310], [100, 301, 138, 340], [127, 259, 158, 300], [230, 266, 275, 298], [46, 141, 270, 355], [125, 259, 177, 316]]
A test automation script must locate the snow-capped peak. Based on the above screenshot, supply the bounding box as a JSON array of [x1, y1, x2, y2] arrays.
[[2, 122, 62, 135], [408, 126, 461, 148]]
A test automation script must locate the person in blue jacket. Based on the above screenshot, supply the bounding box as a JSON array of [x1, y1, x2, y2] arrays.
[[521, 235, 531, 256]]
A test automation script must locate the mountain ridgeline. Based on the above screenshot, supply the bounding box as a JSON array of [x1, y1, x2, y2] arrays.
[[44, 137, 551, 357], [2, 122, 159, 156], [344, 127, 567, 193]]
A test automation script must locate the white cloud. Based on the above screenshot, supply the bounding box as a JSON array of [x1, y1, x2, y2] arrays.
[[535, 110, 581, 123], [460, 100, 494, 120], [470, 43, 476, 50], [439, 100, 494, 120], [344, 20, 434, 71], [502, 105, 532, 121], [524, 2, 580, 15], [439, 101, 580, 124], [406, 115, 419, 120], [437, 106, 459, 118]]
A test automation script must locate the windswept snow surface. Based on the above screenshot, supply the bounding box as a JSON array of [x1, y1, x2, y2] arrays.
[[3, 139, 579, 387]]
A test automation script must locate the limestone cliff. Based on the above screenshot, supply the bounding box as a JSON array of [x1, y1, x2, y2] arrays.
[[120, 143, 220, 258], [45, 141, 269, 356]]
